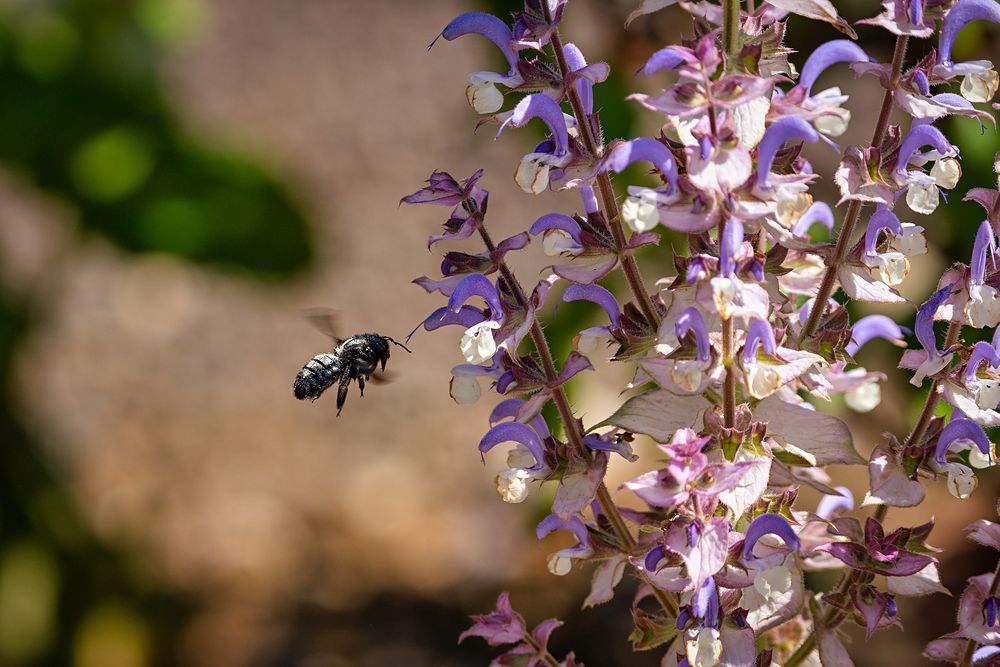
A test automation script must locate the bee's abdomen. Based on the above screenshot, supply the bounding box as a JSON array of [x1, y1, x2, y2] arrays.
[[293, 353, 340, 400]]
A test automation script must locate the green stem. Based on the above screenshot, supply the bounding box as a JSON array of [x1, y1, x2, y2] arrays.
[[723, 0, 741, 57]]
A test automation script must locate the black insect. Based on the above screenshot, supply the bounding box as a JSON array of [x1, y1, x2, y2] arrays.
[[293, 311, 411, 415]]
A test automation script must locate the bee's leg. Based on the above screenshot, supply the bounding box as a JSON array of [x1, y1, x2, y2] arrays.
[[336, 373, 351, 416]]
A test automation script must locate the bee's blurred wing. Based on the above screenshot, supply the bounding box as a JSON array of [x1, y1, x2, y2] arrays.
[[303, 307, 342, 344]]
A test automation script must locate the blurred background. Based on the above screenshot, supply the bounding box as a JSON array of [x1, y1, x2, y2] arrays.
[[0, 0, 999, 665]]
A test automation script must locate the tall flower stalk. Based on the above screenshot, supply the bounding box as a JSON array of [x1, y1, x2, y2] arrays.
[[404, 1, 1000, 664]]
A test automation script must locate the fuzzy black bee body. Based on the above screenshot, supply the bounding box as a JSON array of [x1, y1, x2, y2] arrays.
[[293, 333, 409, 415]]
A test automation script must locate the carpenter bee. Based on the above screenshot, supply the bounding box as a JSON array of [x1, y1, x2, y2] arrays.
[[293, 310, 411, 415]]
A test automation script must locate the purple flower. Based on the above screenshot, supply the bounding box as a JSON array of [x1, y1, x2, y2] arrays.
[[676, 307, 711, 362], [895, 124, 957, 179], [561, 284, 620, 328], [741, 319, 778, 366], [755, 117, 827, 188], [433, 13, 524, 114], [563, 42, 594, 115], [458, 592, 526, 646], [490, 398, 551, 440], [718, 218, 744, 278], [984, 596, 999, 627], [823, 517, 934, 576], [863, 205, 903, 257], [847, 314, 908, 356], [605, 138, 679, 193], [816, 486, 855, 520], [909, 283, 955, 385], [448, 273, 503, 322], [970, 220, 996, 287], [498, 94, 569, 157], [797, 40, 871, 95], [938, 0, 1000, 68], [791, 201, 835, 237], [692, 577, 720, 628], [935, 415, 991, 465], [639, 46, 687, 77], [741, 513, 801, 569], [479, 422, 547, 472], [434, 13, 518, 73]]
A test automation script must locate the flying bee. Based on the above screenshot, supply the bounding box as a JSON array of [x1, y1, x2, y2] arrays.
[[293, 310, 411, 415]]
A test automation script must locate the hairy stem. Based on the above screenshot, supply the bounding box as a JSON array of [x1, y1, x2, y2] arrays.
[[472, 208, 678, 618], [544, 8, 660, 328], [799, 35, 910, 341]]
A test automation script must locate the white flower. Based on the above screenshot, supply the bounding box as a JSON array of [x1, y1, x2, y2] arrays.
[[775, 189, 813, 230], [621, 186, 672, 232], [547, 553, 572, 575], [710, 276, 740, 320], [466, 80, 503, 114], [665, 114, 700, 146], [740, 565, 793, 612], [449, 374, 481, 404], [863, 251, 910, 286], [845, 379, 881, 412], [686, 627, 722, 667], [945, 462, 977, 499], [745, 361, 781, 399], [671, 358, 711, 392], [460, 320, 500, 363], [970, 377, 1000, 411], [950, 438, 995, 469], [965, 283, 1000, 328], [905, 172, 940, 215], [805, 87, 851, 137], [890, 223, 927, 257], [495, 467, 532, 503], [514, 153, 556, 195], [961, 68, 1000, 103], [930, 156, 962, 189], [541, 229, 580, 256], [732, 96, 770, 149]]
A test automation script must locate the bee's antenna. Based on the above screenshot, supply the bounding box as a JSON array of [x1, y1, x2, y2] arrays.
[[385, 337, 412, 353]]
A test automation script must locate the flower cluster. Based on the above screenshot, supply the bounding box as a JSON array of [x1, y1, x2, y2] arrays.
[[403, 0, 1000, 664]]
